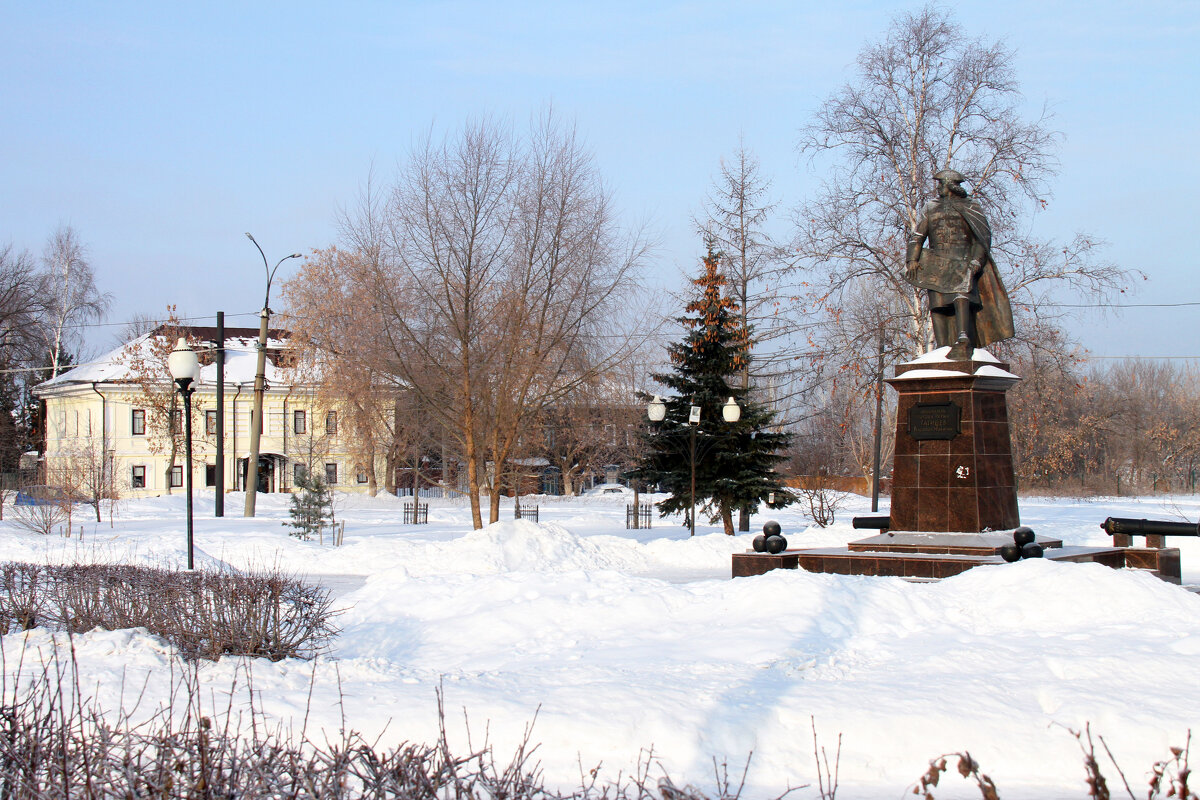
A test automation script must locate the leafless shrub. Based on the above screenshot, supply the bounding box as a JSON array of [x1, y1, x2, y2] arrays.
[[0, 562, 338, 661], [8, 500, 71, 536], [0, 563, 46, 632], [793, 486, 845, 528]]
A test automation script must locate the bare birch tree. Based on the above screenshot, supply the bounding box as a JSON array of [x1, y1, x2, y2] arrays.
[[40, 226, 110, 377], [785, 5, 1137, 478], [791, 5, 1132, 364]]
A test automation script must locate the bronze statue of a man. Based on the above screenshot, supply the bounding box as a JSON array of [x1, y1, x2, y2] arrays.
[[905, 169, 1014, 359]]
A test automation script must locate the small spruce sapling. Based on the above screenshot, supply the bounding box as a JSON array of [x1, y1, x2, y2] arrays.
[[286, 470, 333, 541]]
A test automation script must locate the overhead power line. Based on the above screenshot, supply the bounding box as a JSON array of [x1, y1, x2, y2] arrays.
[[1045, 301, 1200, 309], [46, 298, 1200, 337]]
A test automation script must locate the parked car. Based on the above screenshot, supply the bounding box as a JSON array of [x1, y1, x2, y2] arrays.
[[584, 483, 632, 496], [13, 485, 84, 507]]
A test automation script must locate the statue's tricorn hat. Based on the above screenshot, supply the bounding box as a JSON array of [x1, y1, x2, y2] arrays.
[[934, 168, 967, 183]]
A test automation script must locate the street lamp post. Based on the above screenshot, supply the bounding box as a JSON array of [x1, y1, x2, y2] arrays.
[[169, 338, 200, 570], [242, 234, 301, 517], [646, 395, 666, 532], [646, 395, 740, 537]]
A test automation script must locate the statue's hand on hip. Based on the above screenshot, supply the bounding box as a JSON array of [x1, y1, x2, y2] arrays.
[[969, 259, 982, 275]]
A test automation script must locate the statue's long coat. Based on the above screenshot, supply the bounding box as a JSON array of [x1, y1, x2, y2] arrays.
[[916, 198, 1016, 348]]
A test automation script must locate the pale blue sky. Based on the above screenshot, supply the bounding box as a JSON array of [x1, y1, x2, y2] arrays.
[[2, 1, 1197, 358]]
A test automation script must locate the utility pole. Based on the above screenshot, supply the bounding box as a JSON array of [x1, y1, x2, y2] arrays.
[[243, 234, 300, 517], [215, 311, 225, 517], [871, 320, 885, 513]]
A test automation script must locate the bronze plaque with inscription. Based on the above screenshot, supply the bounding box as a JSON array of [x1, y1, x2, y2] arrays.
[[908, 401, 961, 440]]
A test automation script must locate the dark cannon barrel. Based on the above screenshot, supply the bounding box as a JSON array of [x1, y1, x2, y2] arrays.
[[1100, 517, 1200, 538], [852, 516, 891, 530]]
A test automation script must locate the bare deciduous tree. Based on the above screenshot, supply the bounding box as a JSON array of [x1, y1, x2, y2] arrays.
[[116, 310, 200, 494], [695, 140, 788, 391], [543, 385, 641, 497], [293, 115, 653, 530], [40, 226, 110, 377], [784, 5, 1138, 480], [791, 5, 1133, 362], [0, 245, 52, 478], [0, 244, 51, 365], [281, 248, 404, 497], [56, 438, 118, 523], [113, 311, 166, 348]]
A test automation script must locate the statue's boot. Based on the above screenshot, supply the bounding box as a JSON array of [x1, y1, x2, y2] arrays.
[[947, 297, 973, 360]]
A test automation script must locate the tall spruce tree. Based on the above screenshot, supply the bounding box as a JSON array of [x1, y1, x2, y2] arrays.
[[635, 246, 792, 535]]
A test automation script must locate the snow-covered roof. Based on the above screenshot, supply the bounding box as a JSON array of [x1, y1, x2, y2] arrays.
[[34, 332, 291, 395]]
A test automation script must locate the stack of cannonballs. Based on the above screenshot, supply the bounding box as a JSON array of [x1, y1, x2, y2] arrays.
[[999, 526, 1043, 562], [752, 520, 787, 554]]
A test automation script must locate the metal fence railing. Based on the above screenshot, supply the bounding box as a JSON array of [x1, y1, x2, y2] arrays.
[[514, 505, 539, 523], [626, 503, 653, 529], [403, 501, 429, 525]]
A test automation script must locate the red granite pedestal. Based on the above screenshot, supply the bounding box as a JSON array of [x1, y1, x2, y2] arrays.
[[732, 350, 1181, 583], [886, 353, 1020, 533]]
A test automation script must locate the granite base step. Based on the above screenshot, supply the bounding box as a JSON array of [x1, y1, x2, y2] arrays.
[[731, 546, 1180, 583], [848, 531, 1063, 556]]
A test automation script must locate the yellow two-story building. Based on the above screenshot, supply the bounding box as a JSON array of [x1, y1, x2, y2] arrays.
[[34, 326, 386, 498]]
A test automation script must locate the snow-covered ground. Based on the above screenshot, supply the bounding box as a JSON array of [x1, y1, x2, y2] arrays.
[[4, 490, 1200, 798]]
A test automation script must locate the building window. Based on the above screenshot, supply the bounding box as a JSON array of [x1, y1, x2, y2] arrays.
[[324, 462, 338, 485], [131, 409, 146, 436], [205, 464, 216, 487], [325, 411, 338, 436], [356, 467, 369, 485], [294, 463, 307, 485], [170, 465, 183, 488], [170, 410, 182, 435], [131, 465, 146, 488], [206, 410, 217, 435], [293, 409, 307, 435]]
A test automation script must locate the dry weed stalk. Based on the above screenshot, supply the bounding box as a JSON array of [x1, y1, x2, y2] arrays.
[[912, 752, 999, 800], [0, 642, 780, 800], [1148, 730, 1195, 800], [811, 717, 841, 799]]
